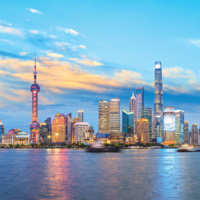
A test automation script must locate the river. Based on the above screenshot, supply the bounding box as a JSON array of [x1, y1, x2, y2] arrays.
[[0, 148, 199, 200]]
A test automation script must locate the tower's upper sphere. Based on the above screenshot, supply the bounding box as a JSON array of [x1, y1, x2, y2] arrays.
[[30, 83, 40, 92]]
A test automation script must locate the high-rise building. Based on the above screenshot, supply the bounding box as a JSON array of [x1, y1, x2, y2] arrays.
[[39, 123, 50, 143], [153, 61, 163, 141], [129, 93, 137, 132], [136, 87, 144, 120], [72, 117, 81, 143], [191, 124, 198, 145], [153, 114, 162, 142], [198, 128, 200, 145], [45, 117, 51, 136], [66, 113, 73, 143], [184, 121, 189, 144], [85, 126, 94, 144], [51, 112, 67, 143], [30, 57, 43, 143], [98, 100, 109, 133], [141, 107, 152, 142], [77, 110, 84, 122], [122, 108, 134, 134], [0, 119, 4, 141], [175, 110, 184, 144], [136, 118, 149, 143], [162, 107, 176, 145], [74, 122, 89, 143], [109, 98, 120, 133]]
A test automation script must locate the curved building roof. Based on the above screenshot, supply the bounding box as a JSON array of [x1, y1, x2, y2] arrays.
[[30, 83, 40, 92]]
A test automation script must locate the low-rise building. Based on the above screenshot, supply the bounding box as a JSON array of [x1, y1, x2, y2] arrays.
[[108, 132, 125, 144], [84, 126, 94, 144], [74, 122, 89, 143]]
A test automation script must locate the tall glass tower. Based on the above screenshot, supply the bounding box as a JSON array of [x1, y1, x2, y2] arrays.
[[77, 110, 84, 122], [141, 107, 152, 142], [129, 93, 137, 133], [136, 87, 144, 120], [154, 61, 163, 114], [122, 108, 134, 134], [98, 100, 109, 133], [175, 110, 184, 144], [109, 98, 120, 133], [153, 61, 163, 141]]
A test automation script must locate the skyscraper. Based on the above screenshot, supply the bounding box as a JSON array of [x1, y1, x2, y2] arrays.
[[129, 93, 137, 133], [66, 113, 73, 143], [109, 98, 120, 133], [175, 110, 184, 144], [39, 122, 49, 143], [141, 107, 152, 142], [191, 124, 198, 145], [122, 108, 134, 134], [136, 87, 144, 120], [45, 117, 51, 136], [162, 107, 176, 145], [184, 121, 189, 144], [136, 118, 149, 143], [98, 100, 109, 133], [30, 57, 43, 143], [0, 119, 4, 142], [153, 61, 163, 141], [74, 122, 89, 143], [77, 110, 84, 122]]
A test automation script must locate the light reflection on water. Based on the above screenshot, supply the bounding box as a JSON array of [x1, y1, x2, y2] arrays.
[[0, 149, 200, 200]]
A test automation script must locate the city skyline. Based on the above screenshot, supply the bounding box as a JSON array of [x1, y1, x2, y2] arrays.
[[1, 0, 200, 132]]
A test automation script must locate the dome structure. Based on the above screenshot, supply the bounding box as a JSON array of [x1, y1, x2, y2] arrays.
[[30, 122, 40, 129], [30, 84, 40, 92], [55, 112, 61, 117], [8, 129, 15, 135]]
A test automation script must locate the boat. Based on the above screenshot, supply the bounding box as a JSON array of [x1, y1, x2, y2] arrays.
[[177, 144, 194, 152], [86, 140, 120, 153]]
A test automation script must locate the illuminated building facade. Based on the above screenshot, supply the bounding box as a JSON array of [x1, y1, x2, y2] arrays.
[[51, 112, 67, 143], [136, 118, 149, 144], [191, 124, 198, 145], [136, 87, 144, 120], [184, 121, 189, 144], [175, 110, 184, 144], [109, 98, 120, 133], [78, 110, 84, 122], [74, 122, 89, 143], [84, 126, 94, 144], [122, 108, 134, 134], [30, 57, 43, 143], [39, 123, 50, 143], [129, 93, 137, 132], [45, 117, 51, 135], [2, 130, 29, 145], [153, 61, 163, 141], [198, 128, 200, 145], [0, 119, 4, 142], [141, 107, 152, 142], [72, 117, 81, 143], [162, 107, 176, 145], [98, 100, 109, 133]]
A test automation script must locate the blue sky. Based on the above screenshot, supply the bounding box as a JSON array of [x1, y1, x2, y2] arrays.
[[1, 0, 200, 133]]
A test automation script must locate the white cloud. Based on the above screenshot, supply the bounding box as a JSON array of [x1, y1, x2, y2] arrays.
[[47, 52, 64, 58], [189, 39, 200, 48], [0, 39, 14, 44], [29, 30, 41, 34], [55, 42, 70, 46], [0, 25, 23, 36], [26, 19, 29, 21], [163, 66, 194, 79], [57, 27, 79, 35], [19, 52, 28, 56], [26, 8, 42, 14], [79, 45, 86, 49]]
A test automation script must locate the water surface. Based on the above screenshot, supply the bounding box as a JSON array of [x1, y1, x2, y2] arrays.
[[0, 148, 199, 200]]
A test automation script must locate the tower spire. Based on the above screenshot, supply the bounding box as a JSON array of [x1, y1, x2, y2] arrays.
[[34, 50, 37, 84]]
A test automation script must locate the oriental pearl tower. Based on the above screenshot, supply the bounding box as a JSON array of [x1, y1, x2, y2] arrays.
[[30, 57, 43, 143]]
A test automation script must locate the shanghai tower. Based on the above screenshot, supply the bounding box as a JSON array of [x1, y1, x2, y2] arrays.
[[154, 61, 163, 114], [153, 61, 163, 141]]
